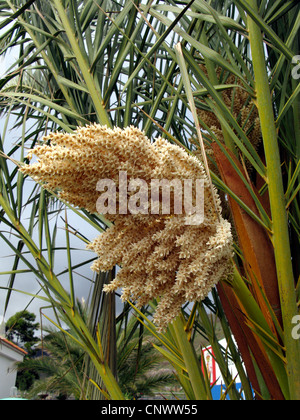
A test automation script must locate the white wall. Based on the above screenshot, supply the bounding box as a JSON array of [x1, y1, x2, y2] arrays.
[[0, 340, 25, 399]]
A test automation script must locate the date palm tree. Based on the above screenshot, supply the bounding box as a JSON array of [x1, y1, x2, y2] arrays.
[[17, 310, 176, 400], [0, 0, 299, 400]]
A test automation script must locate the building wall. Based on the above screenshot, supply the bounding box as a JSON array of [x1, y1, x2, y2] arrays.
[[0, 341, 25, 399]]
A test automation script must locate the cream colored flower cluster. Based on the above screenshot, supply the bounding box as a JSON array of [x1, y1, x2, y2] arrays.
[[21, 125, 233, 331]]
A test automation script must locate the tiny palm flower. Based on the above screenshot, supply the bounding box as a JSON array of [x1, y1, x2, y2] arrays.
[[21, 125, 233, 331]]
